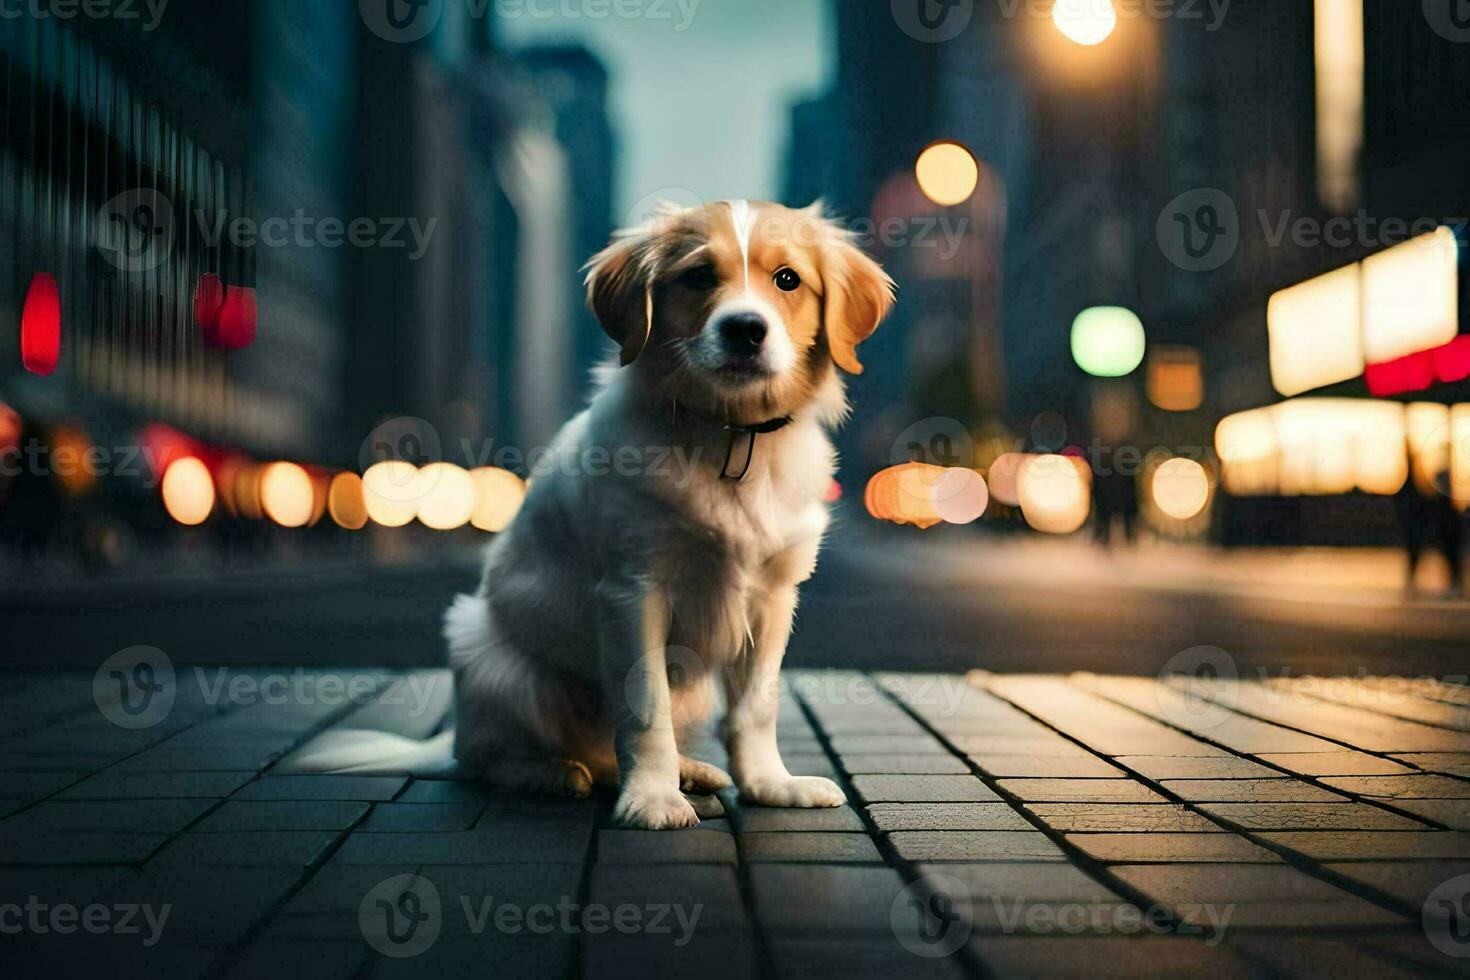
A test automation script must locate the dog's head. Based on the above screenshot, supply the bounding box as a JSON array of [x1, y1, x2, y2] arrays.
[[584, 200, 895, 421]]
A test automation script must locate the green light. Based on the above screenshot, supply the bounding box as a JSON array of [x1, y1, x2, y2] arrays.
[[1071, 307, 1146, 377]]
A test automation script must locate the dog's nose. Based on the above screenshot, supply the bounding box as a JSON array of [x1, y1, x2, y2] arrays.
[[719, 313, 767, 354]]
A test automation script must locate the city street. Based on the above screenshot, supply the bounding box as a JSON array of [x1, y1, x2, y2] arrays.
[[4, 666, 1469, 977]]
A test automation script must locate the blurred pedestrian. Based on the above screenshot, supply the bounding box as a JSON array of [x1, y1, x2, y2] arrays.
[[1394, 450, 1464, 595]]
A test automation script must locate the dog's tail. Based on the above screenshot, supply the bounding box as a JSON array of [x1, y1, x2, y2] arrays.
[[274, 600, 491, 777], [278, 728, 456, 776]]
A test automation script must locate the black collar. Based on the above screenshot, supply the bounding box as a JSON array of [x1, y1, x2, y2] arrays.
[[720, 415, 793, 481]]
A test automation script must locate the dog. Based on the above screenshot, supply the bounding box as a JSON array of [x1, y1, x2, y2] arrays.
[[444, 200, 895, 829]]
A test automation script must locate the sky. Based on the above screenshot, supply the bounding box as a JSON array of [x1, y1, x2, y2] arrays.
[[500, 0, 834, 224]]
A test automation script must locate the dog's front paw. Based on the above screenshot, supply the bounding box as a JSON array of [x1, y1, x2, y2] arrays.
[[739, 775, 845, 808], [612, 786, 700, 830]]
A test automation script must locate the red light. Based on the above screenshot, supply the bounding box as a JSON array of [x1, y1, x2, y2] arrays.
[[194, 273, 225, 347], [825, 478, 843, 503], [138, 423, 204, 484], [1365, 351, 1436, 396], [215, 286, 257, 350], [194, 276, 257, 350], [1432, 336, 1470, 385], [20, 273, 61, 376]]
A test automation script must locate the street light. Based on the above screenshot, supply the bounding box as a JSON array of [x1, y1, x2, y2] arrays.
[[915, 141, 979, 207], [1052, 0, 1118, 46]]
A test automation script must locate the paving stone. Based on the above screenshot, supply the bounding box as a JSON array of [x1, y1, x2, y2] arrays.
[[997, 779, 1168, 804], [1110, 863, 1365, 903], [333, 825, 589, 865], [779, 754, 840, 779], [954, 736, 1098, 757], [827, 734, 950, 755], [359, 802, 483, 832], [974, 754, 1123, 778], [851, 775, 998, 803], [1065, 833, 1282, 864], [1117, 756, 1280, 780], [0, 867, 131, 906], [152, 830, 341, 867], [596, 828, 737, 864], [580, 932, 760, 980], [234, 775, 408, 802], [837, 753, 971, 774], [1022, 804, 1225, 833], [1324, 860, 1470, 909], [0, 832, 168, 865], [414, 863, 587, 935], [98, 866, 306, 946], [1234, 935, 1425, 980], [740, 832, 882, 863], [969, 935, 1255, 978], [915, 861, 1121, 903], [588, 864, 750, 933], [1319, 774, 1470, 799], [395, 779, 498, 804], [361, 935, 574, 978], [0, 771, 88, 799], [888, 831, 1066, 862], [1386, 798, 1470, 829], [1160, 778, 1348, 803], [57, 770, 256, 799], [1393, 753, 1470, 777], [728, 803, 865, 832], [1257, 831, 1470, 861], [1194, 802, 1430, 831], [866, 802, 1035, 832], [196, 800, 370, 832], [0, 798, 215, 835], [1174, 898, 1405, 928], [229, 936, 370, 980], [769, 939, 968, 979], [809, 714, 926, 735], [748, 864, 908, 935], [112, 745, 287, 772], [1257, 752, 1415, 776], [283, 864, 421, 914]]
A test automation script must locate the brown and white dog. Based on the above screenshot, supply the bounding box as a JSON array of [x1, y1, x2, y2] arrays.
[[444, 200, 894, 829]]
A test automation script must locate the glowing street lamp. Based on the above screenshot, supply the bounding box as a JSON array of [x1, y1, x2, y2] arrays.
[[1052, 0, 1118, 46], [1071, 306, 1145, 377], [915, 141, 980, 207]]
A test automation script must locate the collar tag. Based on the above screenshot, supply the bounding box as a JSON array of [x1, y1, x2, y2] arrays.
[[719, 416, 792, 481]]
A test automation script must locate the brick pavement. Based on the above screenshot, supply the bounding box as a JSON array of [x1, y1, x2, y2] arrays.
[[2, 668, 1470, 977]]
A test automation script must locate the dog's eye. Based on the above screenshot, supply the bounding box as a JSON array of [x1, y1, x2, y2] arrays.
[[679, 265, 719, 291], [774, 268, 801, 292]]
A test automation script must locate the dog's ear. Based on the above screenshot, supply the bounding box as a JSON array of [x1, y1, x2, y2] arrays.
[[821, 233, 896, 375], [584, 229, 661, 366]]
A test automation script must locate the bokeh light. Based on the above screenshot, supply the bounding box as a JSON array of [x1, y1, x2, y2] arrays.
[[416, 462, 476, 530], [161, 457, 215, 526], [933, 468, 990, 525], [260, 462, 314, 528], [328, 472, 369, 530], [986, 454, 1027, 507], [470, 467, 527, 532], [1018, 454, 1091, 534], [1151, 457, 1211, 521], [1071, 307, 1145, 378], [915, 141, 980, 207], [363, 461, 421, 527], [20, 272, 61, 376], [1052, 0, 1117, 46]]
